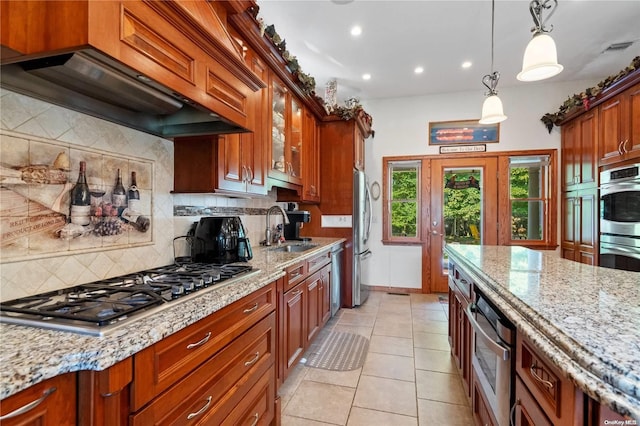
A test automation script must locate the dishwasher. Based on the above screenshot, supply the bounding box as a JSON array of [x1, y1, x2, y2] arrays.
[[330, 243, 344, 317]]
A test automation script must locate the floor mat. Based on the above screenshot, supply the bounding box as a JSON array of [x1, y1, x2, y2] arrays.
[[303, 329, 369, 371]]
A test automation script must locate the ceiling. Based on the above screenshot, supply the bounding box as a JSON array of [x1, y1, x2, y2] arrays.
[[256, 0, 640, 104]]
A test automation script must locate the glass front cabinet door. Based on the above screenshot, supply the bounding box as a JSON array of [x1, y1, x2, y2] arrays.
[[270, 76, 303, 186]]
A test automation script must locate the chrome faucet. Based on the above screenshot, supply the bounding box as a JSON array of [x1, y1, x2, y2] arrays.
[[265, 205, 290, 246]]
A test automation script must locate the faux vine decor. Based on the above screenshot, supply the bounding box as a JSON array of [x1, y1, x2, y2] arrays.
[[248, 5, 372, 128], [541, 56, 640, 133]]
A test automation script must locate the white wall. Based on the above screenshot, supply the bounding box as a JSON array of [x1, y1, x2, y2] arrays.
[[361, 79, 598, 289]]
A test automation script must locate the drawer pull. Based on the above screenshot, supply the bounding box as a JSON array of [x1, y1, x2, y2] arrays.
[[0, 387, 56, 420], [243, 303, 259, 314], [244, 352, 260, 367], [186, 332, 211, 350], [186, 395, 212, 420], [529, 364, 554, 390], [292, 290, 303, 297], [289, 271, 302, 278], [250, 412, 259, 426]]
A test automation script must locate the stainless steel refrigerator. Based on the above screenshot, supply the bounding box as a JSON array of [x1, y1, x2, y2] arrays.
[[352, 170, 372, 306]]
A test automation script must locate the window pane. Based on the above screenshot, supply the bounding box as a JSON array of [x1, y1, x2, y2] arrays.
[[391, 201, 418, 237], [512, 201, 544, 240], [510, 166, 543, 199], [391, 168, 418, 199]]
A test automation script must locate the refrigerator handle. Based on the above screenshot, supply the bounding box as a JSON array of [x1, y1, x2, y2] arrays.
[[365, 180, 372, 243]]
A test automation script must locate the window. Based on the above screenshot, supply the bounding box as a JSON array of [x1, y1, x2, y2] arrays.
[[505, 155, 555, 244], [383, 159, 422, 243]]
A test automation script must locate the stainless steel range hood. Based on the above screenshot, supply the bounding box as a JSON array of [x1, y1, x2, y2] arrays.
[[1, 50, 249, 138]]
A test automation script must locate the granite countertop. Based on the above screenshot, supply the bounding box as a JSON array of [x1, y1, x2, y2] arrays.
[[445, 244, 640, 420], [0, 237, 345, 400]]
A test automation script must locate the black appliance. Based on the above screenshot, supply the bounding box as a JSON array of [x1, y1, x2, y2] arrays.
[[599, 163, 640, 272], [283, 210, 311, 241], [189, 216, 253, 264], [0, 263, 257, 336]]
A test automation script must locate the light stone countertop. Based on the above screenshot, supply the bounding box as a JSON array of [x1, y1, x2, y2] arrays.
[[445, 244, 640, 420], [0, 237, 345, 400]]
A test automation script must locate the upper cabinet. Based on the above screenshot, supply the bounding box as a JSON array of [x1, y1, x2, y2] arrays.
[[599, 83, 640, 166], [561, 109, 598, 191], [302, 108, 321, 203], [269, 76, 303, 186]]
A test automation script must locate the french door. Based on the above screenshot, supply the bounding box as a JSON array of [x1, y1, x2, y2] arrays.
[[425, 157, 498, 293]]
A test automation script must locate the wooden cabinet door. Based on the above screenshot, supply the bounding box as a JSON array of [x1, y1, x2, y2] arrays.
[[562, 110, 598, 191], [218, 133, 247, 193], [577, 187, 598, 265], [561, 120, 578, 191], [302, 108, 321, 203], [600, 84, 640, 165], [514, 376, 553, 426], [1, 373, 76, 426], [244, 50, 269, 195], [305, 270, 321, 345], [561, 192, 577, 261], [625, 85, 640, 161], [283, 283, 306, 379]]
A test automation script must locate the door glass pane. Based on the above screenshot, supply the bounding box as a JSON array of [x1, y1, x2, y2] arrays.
[[290, 99, 302, 178], [271, 81, 286, 173]]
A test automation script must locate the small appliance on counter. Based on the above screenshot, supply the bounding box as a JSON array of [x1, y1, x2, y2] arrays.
[[283, 207, 311, 241], [189, 216, 252, 263]]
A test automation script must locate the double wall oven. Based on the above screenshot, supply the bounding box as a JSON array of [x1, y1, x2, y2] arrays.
[[599, 163, 640, 272]]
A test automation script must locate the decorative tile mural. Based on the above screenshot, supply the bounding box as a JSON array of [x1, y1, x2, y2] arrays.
[[1, 134, 153, 261]]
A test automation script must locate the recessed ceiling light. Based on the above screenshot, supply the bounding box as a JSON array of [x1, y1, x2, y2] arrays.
[[351, 25, 362, 36], [462, 61, 472, 69], [414, 66, 424, 74], [362, 73, 371, 80]]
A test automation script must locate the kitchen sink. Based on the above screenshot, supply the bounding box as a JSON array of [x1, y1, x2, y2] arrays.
[[270, 243, 319, 253]]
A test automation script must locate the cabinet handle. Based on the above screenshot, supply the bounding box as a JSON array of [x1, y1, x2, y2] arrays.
[[289, 271, 302, 279], [186, 395, 212, 420], [0, 387, 56, 420], [242, 165, 248, 182], [244, 351, 260, 366], [509, 398, 521, 426], [292, 290, 303, 297], [618, 140, 625, 156], [529, 363, 554, 389], [186, 331, 211, 349], [622, 139, 629, 154], [248, 166, 254, 182], [243, 303, 259, 314], [249, 413, 260, 426]]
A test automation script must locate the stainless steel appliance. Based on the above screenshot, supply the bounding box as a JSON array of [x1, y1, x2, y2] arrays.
[[330, 243, 344, 317], [466, 288, 515, 426], [0, 263, 258, 336], [599, 163, 640, 271], [283, 210, 311, 241], [352, 170, 373, 306], [189, 216, 252, 264]]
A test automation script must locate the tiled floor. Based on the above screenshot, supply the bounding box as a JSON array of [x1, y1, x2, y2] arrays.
[[278, 291, 474, 425]]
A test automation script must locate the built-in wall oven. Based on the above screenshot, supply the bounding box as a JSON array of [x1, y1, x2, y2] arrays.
[[599, 163, 640, 272], [466, 287, 516, 426]]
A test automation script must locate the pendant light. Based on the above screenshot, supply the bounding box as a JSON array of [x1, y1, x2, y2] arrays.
[[479, 0, 507, 124], [517, 0, 563, 82]]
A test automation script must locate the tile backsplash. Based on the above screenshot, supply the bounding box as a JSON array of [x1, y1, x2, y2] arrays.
[[0, 89, 282, 302]]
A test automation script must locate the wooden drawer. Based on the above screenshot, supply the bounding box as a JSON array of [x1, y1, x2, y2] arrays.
[[220, 368, 275, 426], [514, 375, 553, 426], [284, 261, 306, 292], [306, 250, 330, 274], [132, 282, 276, 410], [516, 334, 577, 425], [131, 311, 275, 425], [0, 373, 76, 426]]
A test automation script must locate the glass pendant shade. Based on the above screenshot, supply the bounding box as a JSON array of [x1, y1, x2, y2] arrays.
[[479, 95, 507, 124], [517, 33, 564, 81]]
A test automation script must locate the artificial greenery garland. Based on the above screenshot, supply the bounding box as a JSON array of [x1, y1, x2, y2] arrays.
[[541, 56, 640, 133]]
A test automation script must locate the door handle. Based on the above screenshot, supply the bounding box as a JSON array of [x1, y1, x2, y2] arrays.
[[432, 230, 443, 236]]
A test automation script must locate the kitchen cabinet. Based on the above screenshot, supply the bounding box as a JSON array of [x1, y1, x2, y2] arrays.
[[471, 370, 497, 426], [514, 376, 553, 426], [447, 262, 472, 398], [302, 108, 321, 203], [269, 75, 303, 186], [561, 188, 598, 265], [599, 83, 640, 166], [561, 109, 599, 191], [0, 373, 76, 425], [515, 333, 582, 426]]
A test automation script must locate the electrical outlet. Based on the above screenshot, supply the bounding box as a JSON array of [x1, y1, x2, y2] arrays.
[[321, 215, 352, 228]]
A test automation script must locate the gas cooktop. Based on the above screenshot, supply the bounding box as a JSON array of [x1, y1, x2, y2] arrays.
[[0, 263, 259, 336]]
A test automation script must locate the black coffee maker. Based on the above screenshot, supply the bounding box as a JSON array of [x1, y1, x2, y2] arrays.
[[188, 216, 252, 263], [283, 208, 311, 241]]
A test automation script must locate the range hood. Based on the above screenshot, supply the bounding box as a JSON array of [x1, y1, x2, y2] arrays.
[[1, 49, 249, 138]]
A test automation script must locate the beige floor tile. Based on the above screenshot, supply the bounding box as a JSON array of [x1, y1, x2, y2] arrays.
[[333, 324, 374, 339], [412, 309, 448, 322], [417, 399, 473, 426], [278, 363, 309, 410], [353, 375, 417, 417], [413, 331, 451, 351], [373, 320, 413, 338], [415, 370, 468, 405], [347, 407, 418, 426], [413, 319, 449, 335], [375, 311, 413, 324], [362, 352, 415, 382], [414, 348, 456, 373], [304, 366, 362, 388], [281, 415, 335, 426], [338, 310, 377, 327], [410, 293, 440, 303], [283, 380, 356, 425], [411, 301, 446, 311], [381, 293, 413, 303], [369, 335, 413, 357]]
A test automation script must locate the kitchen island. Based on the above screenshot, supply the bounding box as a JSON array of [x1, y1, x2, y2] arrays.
[[0, 237, 344, 401], [446, 244, 640, 421]]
